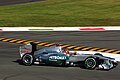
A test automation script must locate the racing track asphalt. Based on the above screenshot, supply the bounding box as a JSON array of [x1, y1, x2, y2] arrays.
[[0, 31, 120, 80], [0, 0, 44, 6]]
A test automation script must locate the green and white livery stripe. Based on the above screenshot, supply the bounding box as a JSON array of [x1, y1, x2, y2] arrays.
[[49, 56, 67, 61]]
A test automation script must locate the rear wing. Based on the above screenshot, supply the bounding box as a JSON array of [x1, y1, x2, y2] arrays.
[[19, 42, 37, 57]]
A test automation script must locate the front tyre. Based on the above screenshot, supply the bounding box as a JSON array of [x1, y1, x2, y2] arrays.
[[94, 53, 103, 56], [84, 57, 97, 69], [22, 53, 34, 66]]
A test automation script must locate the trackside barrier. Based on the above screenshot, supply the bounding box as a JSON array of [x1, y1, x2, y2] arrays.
[[0, 37, 120, 61], [0, 26, 120, 31], [0, 37, 120, 55], [69, 51, 120, 62]]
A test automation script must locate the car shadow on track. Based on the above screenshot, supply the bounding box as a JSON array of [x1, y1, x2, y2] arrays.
[[13, 59, 117, 71], [13, 59, 69, 68]]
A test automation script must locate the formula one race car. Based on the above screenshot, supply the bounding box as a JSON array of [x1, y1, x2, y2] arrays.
[[19, 43, 118, 70]]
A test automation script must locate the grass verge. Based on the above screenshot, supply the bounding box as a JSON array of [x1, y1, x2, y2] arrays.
[[0, 0, 120, 27]]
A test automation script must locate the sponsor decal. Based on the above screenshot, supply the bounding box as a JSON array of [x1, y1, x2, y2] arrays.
[[49, 56, 66, 61], [20, 49, 30, 53]]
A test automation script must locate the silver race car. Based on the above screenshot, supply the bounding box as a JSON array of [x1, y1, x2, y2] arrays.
[[19, 42, 118, 70]]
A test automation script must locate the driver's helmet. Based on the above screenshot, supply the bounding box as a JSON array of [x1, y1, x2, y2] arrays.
[[63, 49, 69, 55]]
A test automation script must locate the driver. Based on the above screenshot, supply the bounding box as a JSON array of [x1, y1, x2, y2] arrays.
[[63, 49, 77, 56], [63, 49, 70, 56]]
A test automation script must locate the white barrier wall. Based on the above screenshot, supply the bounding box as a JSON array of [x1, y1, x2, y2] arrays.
[[69, 51, 120, 62], [0, 27, 120, 31]]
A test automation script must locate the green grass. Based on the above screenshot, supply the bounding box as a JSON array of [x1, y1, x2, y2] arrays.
[[0, 0, 120, 26]]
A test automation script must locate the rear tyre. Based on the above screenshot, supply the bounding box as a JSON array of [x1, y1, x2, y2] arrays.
[[22, 53, 34, 66], [84, 57, 97, 69]]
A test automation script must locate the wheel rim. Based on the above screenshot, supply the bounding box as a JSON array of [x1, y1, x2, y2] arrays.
[[85, 58, 96, 69], [23, 54, 33, 65]]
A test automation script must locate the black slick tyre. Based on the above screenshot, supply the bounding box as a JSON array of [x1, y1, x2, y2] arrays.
[[22, 53, 34, 66], [84, 57, 97, 69], [94, 53, 103, 56]]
